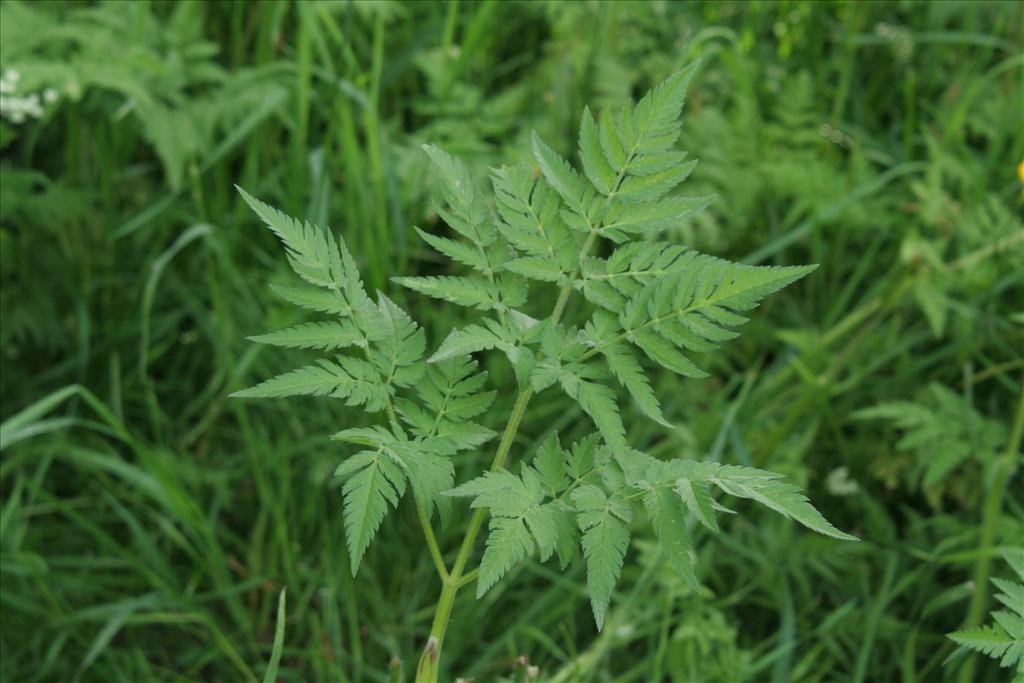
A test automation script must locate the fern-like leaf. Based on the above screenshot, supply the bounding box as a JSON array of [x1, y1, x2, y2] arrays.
[[710, 465, 857, 541], [422, 143, 493, 250], [949, 626, 1023, 670], [249, 321, 365, 351], [530, 131, 596, 220], [269, 284, 352, 315], [598, 195, 713, 242], [397, 357, 496, 451], [394, 275, 526, 312], [232, 359, 360, 400], [574, 484, 631, 631], [566, 376, 626, 450], [238, 187, 373, 317], [948, 548, 1024, 674], [855, 383, 1007, 489], [234, 63, 858, 637], [429, 323, 507, 362], [643, 486, 700, 591], [492, 163, 576, 273], [534, 432, 569, 495], [583, 311, 669, 427], [578, 106, 616, 195], [448, 467, 563, 596], [414, 226, 491, 273], [369, 294, 426, 389], [477, 516, 534, 596], [333, 427, 455, 524], [337, 449, 407, 575], [584, 257, 816, 378]]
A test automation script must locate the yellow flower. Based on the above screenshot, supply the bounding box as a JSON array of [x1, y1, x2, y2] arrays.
[[1019, 161, 1024, 183]]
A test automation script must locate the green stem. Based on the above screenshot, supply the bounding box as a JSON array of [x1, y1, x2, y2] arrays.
[[414, 227, 599, 681], [414, 139, 636, 681], [454, 568, 478, 589], [415, 387, 532, 682], [451, 388, 534, 578], [382, 372, 449, 583], [957, 382, 1024, 682], [550, 231, 598, 323], [415, 581, 458, 682], [417, 499, 449, 581]]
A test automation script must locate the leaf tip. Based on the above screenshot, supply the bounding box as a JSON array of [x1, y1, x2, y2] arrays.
[[592, 606, 606, 632]]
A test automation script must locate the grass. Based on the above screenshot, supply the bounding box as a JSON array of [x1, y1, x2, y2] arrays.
[[1, 1, 1022, 681]]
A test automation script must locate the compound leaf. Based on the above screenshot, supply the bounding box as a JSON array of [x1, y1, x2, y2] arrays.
[[711, 465, 858, 541], [643, 486, 699, 591], [339, 449, 406, 575], [574, 485, 631, 631], [249, 321, 365, 351]]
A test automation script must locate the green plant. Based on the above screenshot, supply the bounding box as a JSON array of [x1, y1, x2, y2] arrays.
[[854, 382, 1007, 502], [947, 548, 1024, 682], [232, 62, 857, 681], [0, 1, 289, 190]]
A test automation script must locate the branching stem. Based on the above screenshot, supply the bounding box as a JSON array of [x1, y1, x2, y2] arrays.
[[383, 367, 450, 583], [417, 499, 449, 582], [416, 386, 533, 682], [415, 229, 602, 682], [415, 139, 639, 682]]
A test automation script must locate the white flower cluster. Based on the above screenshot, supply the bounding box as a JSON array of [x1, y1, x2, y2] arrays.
[[0, 69, 59, 124]]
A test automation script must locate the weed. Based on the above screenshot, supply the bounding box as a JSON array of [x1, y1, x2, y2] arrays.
[[233, 64, 856, 681], [1, 2, 1020, 681]]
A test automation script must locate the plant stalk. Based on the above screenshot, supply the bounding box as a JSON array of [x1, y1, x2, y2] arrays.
[[415, 387, 533, 682], [415, 148, 627, 680], [414, 227, 601, 681]]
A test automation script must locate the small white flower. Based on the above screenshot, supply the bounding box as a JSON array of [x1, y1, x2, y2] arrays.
[[43, 88, 59, 104], [0, 91, 48, 122]]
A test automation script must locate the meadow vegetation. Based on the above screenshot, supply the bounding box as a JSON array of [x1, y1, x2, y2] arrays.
[[1, 2, 1021, 682]]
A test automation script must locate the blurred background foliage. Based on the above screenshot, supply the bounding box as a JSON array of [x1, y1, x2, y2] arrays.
[[0, 1, 1021, 681]]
